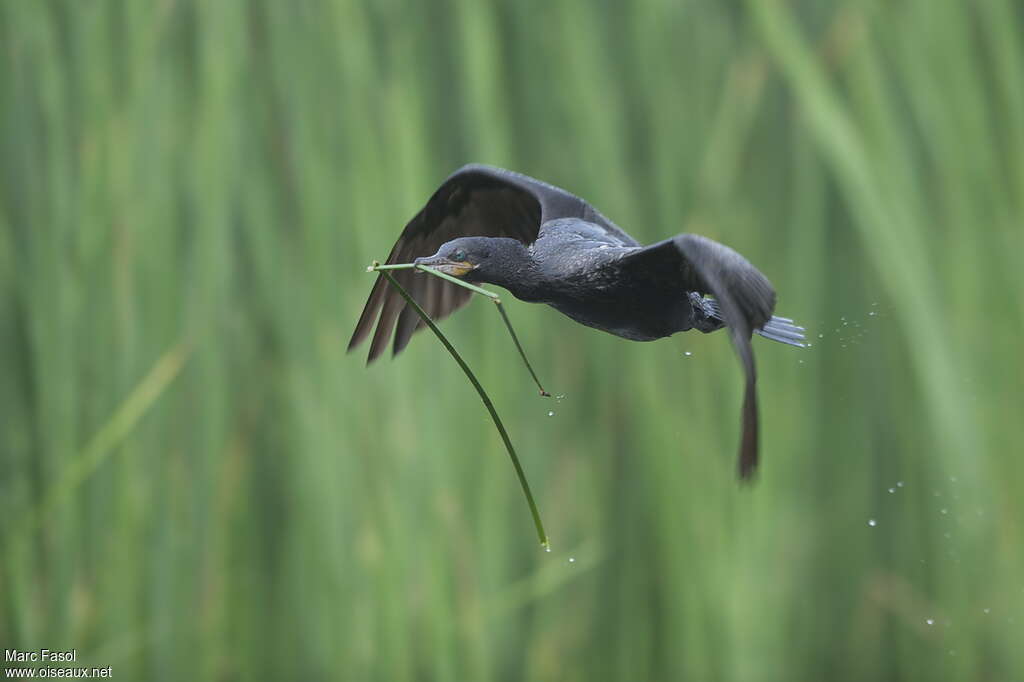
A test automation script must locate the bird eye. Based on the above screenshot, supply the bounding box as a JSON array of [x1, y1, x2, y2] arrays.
[[452, 249, 467, 261]]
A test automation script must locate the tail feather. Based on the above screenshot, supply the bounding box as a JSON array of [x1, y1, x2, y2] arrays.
[[704, 298, 806, 347], [755, 317, 806, 347]]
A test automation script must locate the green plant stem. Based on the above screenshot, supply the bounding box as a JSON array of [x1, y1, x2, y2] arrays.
[[412, 265, 548, 395], [369, 263, 419, 271], [370, 262, 549, 395], [376, 267, 550, 550], [493, 301, 549, 396], [415, 264, 498, 298]]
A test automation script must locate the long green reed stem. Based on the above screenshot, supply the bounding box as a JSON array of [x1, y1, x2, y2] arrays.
[[375, 266, 550, 549], [414, 265, 548, 394], [493, 301, 549, 396]]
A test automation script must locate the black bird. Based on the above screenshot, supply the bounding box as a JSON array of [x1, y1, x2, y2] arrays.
[[349, 164, 804, 478]]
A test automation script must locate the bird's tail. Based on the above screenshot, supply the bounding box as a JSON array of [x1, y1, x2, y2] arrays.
[[755, 315, 806, 347], [704, 298, 805, 347]]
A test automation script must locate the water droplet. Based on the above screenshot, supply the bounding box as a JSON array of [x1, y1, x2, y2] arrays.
[[983, 608, 991, 614], [897, 481, 905, 488], [940, 508, 948, 515], [926, 618, 935, 626], [547, 411, 555, 417], [798, 359, 805, 365], [867, 518, 878, 527], [806, 343, 813, 347], [684, 351, 693, 357], [818, 333, 824, 338], [888, 487, 896, 494], [868, 311, 877, 316], [544, 545, 551, 553], [568, 557, 576, 564]]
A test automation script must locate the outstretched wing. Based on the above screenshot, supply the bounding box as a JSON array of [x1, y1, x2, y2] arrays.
[[617, 234, 777, 479], [349, 164, 604, 361]]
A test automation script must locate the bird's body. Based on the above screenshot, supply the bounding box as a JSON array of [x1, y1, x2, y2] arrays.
[[492, 223, 693, 341], [350, 164, 804, 478]]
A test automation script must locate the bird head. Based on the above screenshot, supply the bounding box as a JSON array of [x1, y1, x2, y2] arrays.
[[414, 238, 488, 279]]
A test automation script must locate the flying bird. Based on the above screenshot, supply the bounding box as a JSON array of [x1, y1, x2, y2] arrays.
[[349, 164, 804, 478]]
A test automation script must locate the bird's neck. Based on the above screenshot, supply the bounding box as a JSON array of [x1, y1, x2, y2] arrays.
[[473, 241, 547, 302]]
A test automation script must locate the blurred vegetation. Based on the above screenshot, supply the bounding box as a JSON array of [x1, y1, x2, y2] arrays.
[[1, 1, 1022, 680]]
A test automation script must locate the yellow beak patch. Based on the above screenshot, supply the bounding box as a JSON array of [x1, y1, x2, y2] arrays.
[[445, 261, 475, 277]]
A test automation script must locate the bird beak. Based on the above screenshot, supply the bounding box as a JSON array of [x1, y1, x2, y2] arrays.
[[414, 255, 476, 278]]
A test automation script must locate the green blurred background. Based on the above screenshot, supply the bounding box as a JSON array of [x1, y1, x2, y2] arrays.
[[2, 1, 1022, 680]]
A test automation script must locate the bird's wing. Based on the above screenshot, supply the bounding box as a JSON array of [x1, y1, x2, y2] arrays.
[[616, 235, 777, 479], [489, 167, 641, 247], [350, 164, 595, 361]]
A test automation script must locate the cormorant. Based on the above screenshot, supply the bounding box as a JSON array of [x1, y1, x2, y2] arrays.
[[349, 164, 804, 478]]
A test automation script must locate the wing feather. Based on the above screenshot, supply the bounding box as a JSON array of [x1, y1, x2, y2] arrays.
[[349, 164, 629, 360], [618, 234, 777, 479]]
